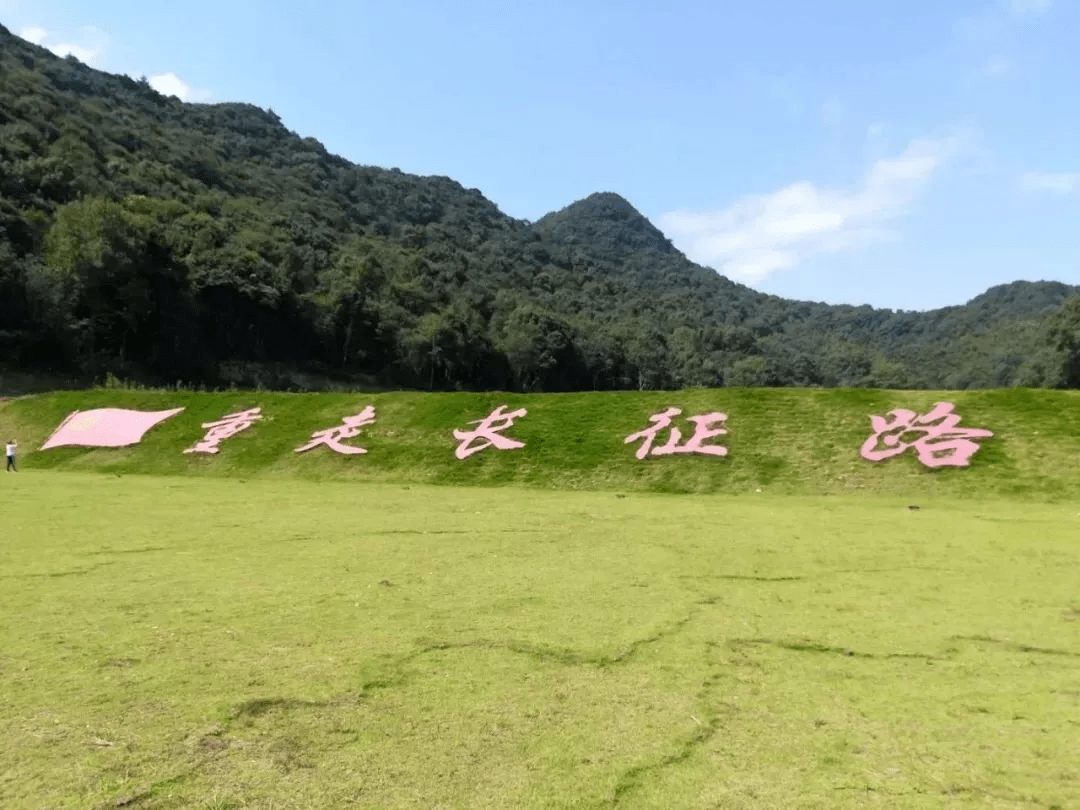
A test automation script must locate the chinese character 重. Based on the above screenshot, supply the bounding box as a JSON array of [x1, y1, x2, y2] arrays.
[[184, 407, 263, 455]]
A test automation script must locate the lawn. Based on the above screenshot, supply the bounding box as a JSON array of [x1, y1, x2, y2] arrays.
[[2, 471, 1078, 808]]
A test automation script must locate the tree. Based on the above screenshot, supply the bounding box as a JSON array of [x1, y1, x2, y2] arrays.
[[310, 238, 387, 369], [491, 302, 584, 392], [1047, 295, 1080, 387], [725, 356, 770, 387], [37, 197, 151, 366]]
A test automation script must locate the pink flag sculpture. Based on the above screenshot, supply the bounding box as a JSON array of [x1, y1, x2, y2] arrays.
[[184, 407, 263, 455], [453, 404, 527, 459], [40, 407, 185, 450], [860, 401, 993, 468], [295, 406, 377, 455], [625, 407, 729, 459]]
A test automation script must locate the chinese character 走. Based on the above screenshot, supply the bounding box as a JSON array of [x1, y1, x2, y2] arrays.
[[860, 401, 993, 468], [295, 406, 377, 455], [184, 407, 262, 455], [624, 407, 729, 460], [453, 404, 527, 460]]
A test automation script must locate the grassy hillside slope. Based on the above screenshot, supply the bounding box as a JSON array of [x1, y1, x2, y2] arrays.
[[3, 388, 1078, 500]]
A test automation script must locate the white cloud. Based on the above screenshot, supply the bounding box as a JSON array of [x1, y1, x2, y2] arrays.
[[956, 0, 1052, 79], [18, 25, 107, 66], [1018, 171, 1079, 194], [48, 41, 100, 63], [16, 24, 211, 102], [18, 26, 48, 45], [819, 97, 847, 129], [149, 72, 212, 103], [659, 135, 968, 285], [1007, 0, 1052, 16], [866, 123, 887, 139]]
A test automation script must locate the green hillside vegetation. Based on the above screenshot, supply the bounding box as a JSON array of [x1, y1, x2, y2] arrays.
[[5, 387, 1079, 499], [2, 23, 1079, 394]]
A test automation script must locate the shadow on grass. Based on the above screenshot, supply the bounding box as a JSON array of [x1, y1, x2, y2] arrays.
[[229, 696, 330, 719]]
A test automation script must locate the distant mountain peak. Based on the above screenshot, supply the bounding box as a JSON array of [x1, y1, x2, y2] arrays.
[[576, 191, 640, 212], [533, 191, 678, 260]]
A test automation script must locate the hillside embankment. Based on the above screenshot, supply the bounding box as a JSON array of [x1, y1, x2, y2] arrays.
[[2, 388, 1077, 499]]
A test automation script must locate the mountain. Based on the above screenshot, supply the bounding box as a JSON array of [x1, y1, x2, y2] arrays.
[[533, 192, 680, 260], [1, 22, 1077, 394]]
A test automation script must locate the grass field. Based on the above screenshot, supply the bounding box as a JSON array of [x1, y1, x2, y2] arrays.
[[3, 471, 1078, 808]]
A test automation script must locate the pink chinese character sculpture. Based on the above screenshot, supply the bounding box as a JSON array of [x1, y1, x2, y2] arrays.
[[625, 407, 729, 460], [295, 406, 377, 455], [453, 404, 527, 459], [860, 401, 993, 468], [184, 407, 263, 455]]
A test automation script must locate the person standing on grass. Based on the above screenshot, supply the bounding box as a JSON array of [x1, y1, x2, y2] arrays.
[[5, 439, 16, 472]]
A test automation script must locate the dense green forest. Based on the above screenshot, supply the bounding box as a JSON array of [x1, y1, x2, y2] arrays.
[[2, 23, 1078, 394]]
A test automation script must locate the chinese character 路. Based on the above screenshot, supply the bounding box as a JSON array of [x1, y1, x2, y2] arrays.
[[860, 401, 993, 468]]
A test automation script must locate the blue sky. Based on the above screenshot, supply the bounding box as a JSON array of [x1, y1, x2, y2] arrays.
[[3, 0, 1077, 311]]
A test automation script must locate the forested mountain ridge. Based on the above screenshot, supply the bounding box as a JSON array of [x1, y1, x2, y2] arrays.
[[1, 22, 1078, 394]]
